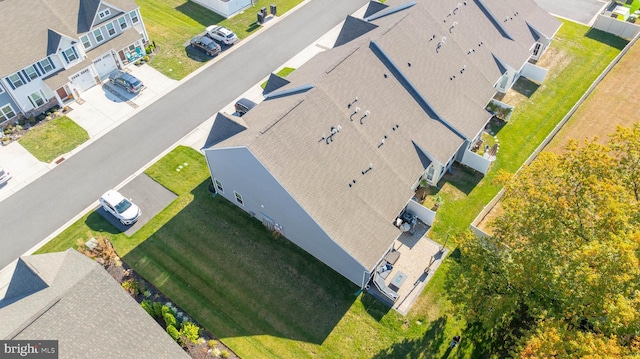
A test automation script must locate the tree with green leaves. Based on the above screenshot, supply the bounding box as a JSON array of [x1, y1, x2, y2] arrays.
[[447, 124, 640, 356]]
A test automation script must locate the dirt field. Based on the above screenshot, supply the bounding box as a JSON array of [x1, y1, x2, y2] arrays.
[[477, 39, 640, 233]]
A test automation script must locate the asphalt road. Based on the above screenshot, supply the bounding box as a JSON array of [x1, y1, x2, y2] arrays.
[[0, 0, 369, 268]]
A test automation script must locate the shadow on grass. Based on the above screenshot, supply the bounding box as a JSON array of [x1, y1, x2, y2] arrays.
[[510, 77, 540, 98], [372, 317, 448, 359], [246, 22, 261, 33], [360, 292, 391, 321], [437, 164, 483, 196], [585, 28, 629, 50], [485, 117, 507, 136], [176, 2, 224, 27], [123, 180, 356, 344], [85, 210, 121, 234]]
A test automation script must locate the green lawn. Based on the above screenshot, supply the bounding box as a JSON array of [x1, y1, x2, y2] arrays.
[[136, 0, 303, 80], [18, 116, 89, 163], [37, 20, 628, 359], [428, 20, 627, 242]]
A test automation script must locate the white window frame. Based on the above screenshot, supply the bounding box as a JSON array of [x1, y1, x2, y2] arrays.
[[63, 48, 78, 63], [28, 90, 46, 108], [8, 73, 23, 88], [214, 178, 223, 192], [98, 8, 111, 19], [81, 35, 91, 49], [106, 22, 116, 37], [25, 66, 38, 80], [129, 10, 139, 23], [118, 17, 128, 30], [0, 104, 16, 122], [39, 58, 53, 73], [234, 191, 244, 206], [93, 28, 104, 43]]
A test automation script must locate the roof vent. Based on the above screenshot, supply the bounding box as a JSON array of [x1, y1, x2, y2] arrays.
[[360, 110, 370, 124], [350, 107, 361, 121], [378, 135, 387, 148], [429, 34, 436, 41], [348, 96, 358, 109], [460, 65, 466, 74], [325, 125, 342, 144], [362, 163, 373, 175], [449, 21, 458, 33], [437, 37, 446, 52]]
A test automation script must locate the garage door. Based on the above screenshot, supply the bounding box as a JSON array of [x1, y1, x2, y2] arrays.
[[70, 67, 96, 92], [93, 52, 118, 79]]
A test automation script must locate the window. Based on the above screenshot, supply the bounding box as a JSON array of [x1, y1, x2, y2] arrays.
[[532, 42, 542, 57], [25, 66, 38, 80], [0, 84, 4, 94], [39, 58, 53, 73], [234, 192, 244, 205], [129, 10, 139, 23], [106, 23, 116, 36], [93, 28, 104, 43], [118, 17, 127, 30], [98, 8, 110, 19], [8, 73, 23, 88], [0, 104, 16, 122], [81, 35, 91, 49], [214, 178, 223, 192], [28, 91, 46, 108], [63, 48, 78, 63]]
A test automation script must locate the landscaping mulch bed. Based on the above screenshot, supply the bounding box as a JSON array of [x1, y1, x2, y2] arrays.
[[82, 238, 240, 359]]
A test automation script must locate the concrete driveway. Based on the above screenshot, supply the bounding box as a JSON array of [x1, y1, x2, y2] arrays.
[[69, 64, 178, 137], [534, 0, 608, 25]]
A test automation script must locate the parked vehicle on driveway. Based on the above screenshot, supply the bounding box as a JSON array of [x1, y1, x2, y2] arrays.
[[109, 70, 144, 94], [235, 98, 257, 117], [205, 25, 238, 45], [190, 36, 221, 57], [0, 165, 11, 186], [99, 189, 141, 225]]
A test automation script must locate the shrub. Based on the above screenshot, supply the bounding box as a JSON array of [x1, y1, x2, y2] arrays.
[[220, 350, 230, 358], [143, 290, 152, 298], [163, 312, 177, 328], [152, 302, 163, 318], [45, 116, 52, 121], [145, 45, 152, 54], [29, 116, 36, 124], [14, 125, 23, 132], [121, 279, 139, 295], [207, 340, 218, 348], [37, 114, 45, 121], [166, 325, 180, 342], [143, 55, 149, 62], [180, 322, 200, 344], [141, 300, 154, 316], [161, 304, 172, 317]]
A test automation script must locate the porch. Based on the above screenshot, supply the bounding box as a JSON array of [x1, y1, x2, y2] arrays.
[[366, 220, 448, 315]]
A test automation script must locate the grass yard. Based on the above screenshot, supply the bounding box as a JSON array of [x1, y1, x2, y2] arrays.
[[18, 116, 89, 163], [136, 0, 303, 80], [428, 20, 627, 241], [39, 146, 471, 358]]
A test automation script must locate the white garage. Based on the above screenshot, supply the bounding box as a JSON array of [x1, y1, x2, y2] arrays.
[[93, 52, 118, 79], [70, 67, 96, 92]]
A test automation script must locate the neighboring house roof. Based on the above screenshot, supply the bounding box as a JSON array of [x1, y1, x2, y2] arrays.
[[207, 0, 560, 271], [0, 249, 189, 359], [263, 73, 291, 95], [0, 0, 138, 75]]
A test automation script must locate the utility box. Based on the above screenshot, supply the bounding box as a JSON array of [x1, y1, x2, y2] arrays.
[[257, 12, 264, 24], [260, 6, 267, 16], [270, 4, 277, 16]]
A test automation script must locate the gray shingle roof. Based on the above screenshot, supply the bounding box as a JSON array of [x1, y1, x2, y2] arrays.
[[333, 15, 378, 48], [0, 250, 189, 359], [207, 0, 560, 271], [263, 73, 291, 95], [0, 0, 139, 75], [364, 1, 389, 19]]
